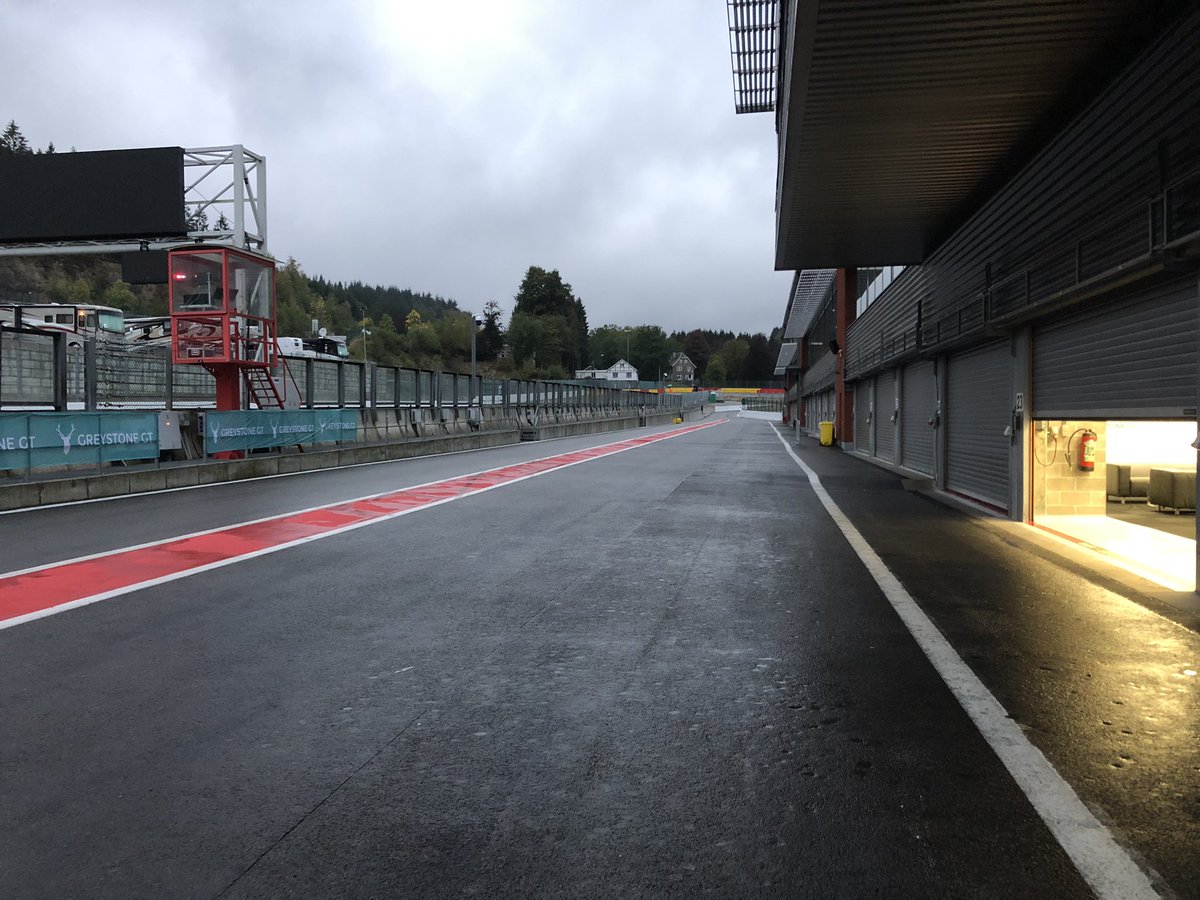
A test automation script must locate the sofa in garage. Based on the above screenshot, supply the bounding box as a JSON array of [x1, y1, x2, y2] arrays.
[[1147, 467, 1197, 514], [1106, 463, 1151, 502]]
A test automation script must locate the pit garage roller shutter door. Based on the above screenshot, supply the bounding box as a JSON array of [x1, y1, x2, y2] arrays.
[[1033, 277, 1199, 419], [900, 361, 936, 476], [874, 370, 896, 462], [854, 379, 872, 452], [946, 341, 1011, 510]]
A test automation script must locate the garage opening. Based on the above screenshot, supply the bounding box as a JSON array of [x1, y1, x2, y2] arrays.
[[1030, 419, 1196, 591]]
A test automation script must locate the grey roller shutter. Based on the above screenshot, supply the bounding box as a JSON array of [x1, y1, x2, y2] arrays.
[[874, 370, 896, 462], [900, 361, 936, 476], [854, 379, 872, 452], [946, 341, 1011, 510], [1033, 277, 1198, 419]]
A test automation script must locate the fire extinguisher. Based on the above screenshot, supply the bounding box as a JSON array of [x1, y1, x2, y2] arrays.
[[1074, 430, 1097, 472]]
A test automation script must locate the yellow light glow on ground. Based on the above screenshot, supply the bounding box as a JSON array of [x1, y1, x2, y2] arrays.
[[1035, 515, 1195, 592]]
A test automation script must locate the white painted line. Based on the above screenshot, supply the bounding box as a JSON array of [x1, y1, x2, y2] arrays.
[[771, 427, 1158, 900], [1, 422, 726, 580]]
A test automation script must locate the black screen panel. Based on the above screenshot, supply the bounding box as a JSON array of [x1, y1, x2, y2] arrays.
[[0, 147, 186, 242], [120, 250, 170, 284]]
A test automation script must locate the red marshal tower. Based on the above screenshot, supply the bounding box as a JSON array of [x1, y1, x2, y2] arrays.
[[169, 245, 282, 411]]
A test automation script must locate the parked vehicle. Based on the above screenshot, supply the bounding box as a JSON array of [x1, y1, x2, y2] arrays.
[[277, 335, 349, 361], [0, 302, 126, 348], [125, 315, 172, 343]]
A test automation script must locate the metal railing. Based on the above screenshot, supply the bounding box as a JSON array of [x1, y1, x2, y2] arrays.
[[741, 395, 783, 412], [0, 334, 703, 415]]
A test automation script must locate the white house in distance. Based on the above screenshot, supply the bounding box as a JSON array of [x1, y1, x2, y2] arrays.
[[574, 358, 639, 382]]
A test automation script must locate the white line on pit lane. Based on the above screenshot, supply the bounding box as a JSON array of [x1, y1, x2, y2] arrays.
[[772, 426, 1158, 900]]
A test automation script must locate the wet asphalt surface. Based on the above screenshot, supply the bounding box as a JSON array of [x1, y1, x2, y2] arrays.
[[1, 411, 1196, 897]]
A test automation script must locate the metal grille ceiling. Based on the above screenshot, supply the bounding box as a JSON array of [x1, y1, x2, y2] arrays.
[[781, 268, 836, 339], [774, 342, 799, 375], [772, 343, 801, 374], [774, 0, 1187, 269], [727, 0, 779, 113]]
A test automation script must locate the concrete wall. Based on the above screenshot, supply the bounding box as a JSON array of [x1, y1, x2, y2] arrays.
[[1031, 420, 1107, 516]]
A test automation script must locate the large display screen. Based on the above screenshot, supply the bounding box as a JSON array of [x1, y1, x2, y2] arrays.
[[0, 147, 187, 242]]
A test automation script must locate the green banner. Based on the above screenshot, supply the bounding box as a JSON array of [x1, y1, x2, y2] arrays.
[[0, 412, 159, 470], [205, 409, 358, 454]]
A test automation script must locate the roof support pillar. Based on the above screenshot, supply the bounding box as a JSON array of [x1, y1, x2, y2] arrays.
[[835, 267, 857, 447]]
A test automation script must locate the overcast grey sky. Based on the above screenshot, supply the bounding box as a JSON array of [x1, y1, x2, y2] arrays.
[[4, 1, 790, 334]]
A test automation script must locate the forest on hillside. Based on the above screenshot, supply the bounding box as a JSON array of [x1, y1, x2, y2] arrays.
[[0, 119, 782, 384]]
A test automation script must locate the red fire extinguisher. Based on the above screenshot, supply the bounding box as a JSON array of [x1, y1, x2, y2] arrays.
[[1077, 430, 1097, 472]]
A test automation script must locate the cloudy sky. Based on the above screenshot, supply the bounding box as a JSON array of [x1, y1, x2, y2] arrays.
[[4, 1, 790, 334]]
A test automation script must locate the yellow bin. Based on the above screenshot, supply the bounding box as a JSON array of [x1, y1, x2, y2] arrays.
[[818, 421, 835, 447]]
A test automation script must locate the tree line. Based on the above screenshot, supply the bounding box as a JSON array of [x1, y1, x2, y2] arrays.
[[0, 253, 782, 383], [502, 266, 782, 383]]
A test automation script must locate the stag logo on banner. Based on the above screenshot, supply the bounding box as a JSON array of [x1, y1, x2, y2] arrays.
[[55, 423, 75, 456], [210, 421, 221, 446]]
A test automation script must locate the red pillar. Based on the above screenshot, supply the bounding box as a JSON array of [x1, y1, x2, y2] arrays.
[[798, 338, 810, 430], [835, 267, 857, 446], [213, 367, 242, 411], [210, 367, 245, 460]]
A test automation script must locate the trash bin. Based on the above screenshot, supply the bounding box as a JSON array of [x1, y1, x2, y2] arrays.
[[819, 421, 835, 446]]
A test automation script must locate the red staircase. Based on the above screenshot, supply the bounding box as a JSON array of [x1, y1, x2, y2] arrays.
[[243, 366, 284, 409]]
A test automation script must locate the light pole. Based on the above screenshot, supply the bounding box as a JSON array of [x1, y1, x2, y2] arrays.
[[360, 309, 370, 362], [469, 312, 482, 417]]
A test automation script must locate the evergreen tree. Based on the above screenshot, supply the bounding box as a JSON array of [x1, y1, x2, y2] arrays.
[[0, 120, 31, 155], [511, 266, 588, 373], [681, 329, 711, 376], [185, 205, 209, 231], [477, 300, 504, 361], [742, 334, 776, 382]]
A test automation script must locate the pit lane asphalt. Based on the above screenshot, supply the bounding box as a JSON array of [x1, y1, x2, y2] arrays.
[[782, 421, 1200, 898], [2, 411, 1191, 897]]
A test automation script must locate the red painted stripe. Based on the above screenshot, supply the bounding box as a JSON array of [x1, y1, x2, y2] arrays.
[[0, 420, 723, 627]]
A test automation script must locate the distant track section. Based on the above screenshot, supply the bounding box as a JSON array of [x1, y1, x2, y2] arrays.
[[0, 420, 724, 630]]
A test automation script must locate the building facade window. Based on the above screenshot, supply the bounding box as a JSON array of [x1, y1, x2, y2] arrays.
[[856, 266, 907, 315]]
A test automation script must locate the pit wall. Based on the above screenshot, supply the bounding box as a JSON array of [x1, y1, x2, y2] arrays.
[[1031, 419, 1107, 517], [0, 404, 711, 512]]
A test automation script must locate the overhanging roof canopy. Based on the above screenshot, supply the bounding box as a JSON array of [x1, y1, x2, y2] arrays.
[[781, 268, 835, 339], [727, 0, 779, 113], [773, 342, 799, 375], [773, 1, 1186, 269]]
